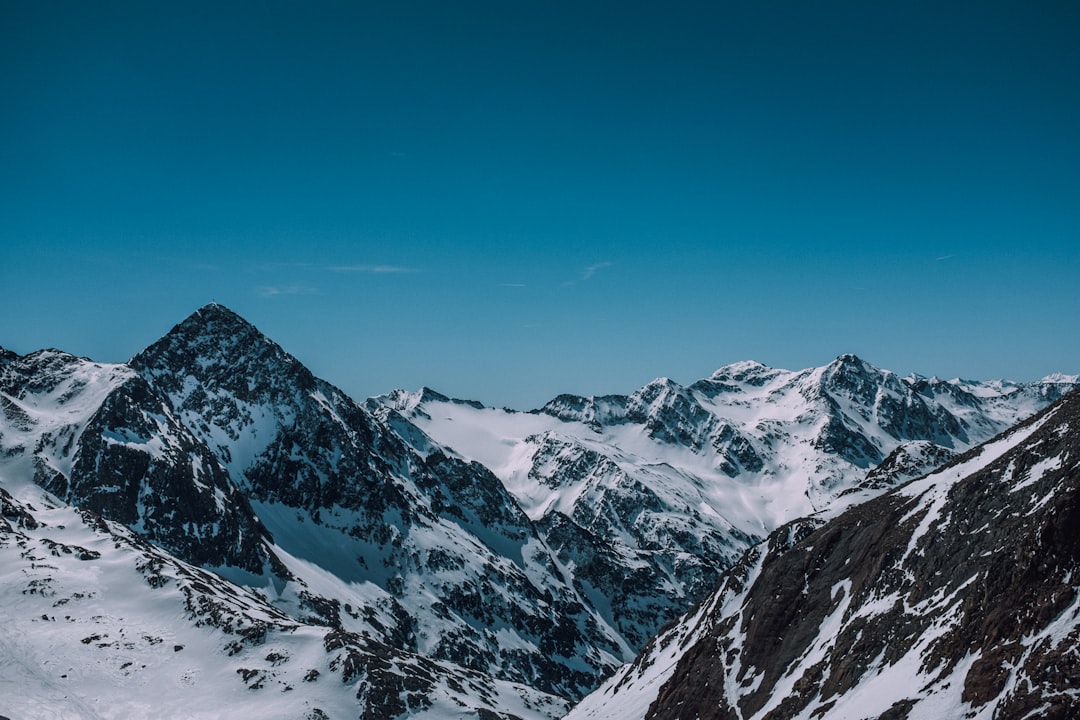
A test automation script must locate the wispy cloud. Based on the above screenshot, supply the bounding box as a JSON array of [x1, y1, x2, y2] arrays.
[[257, 285, 320, 297], [251, 261, 316, 273], [935, 254, 956, 262], [499, 283, 527, 288], [581, 261, 613, 280], [328, 264, 419, 274]]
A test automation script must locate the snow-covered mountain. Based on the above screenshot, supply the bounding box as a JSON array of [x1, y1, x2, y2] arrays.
[[1, 304, 1074, 718], [565, 384, 1080, 720], [0, 305, 623, 716], [376, 357, 1075, 650]]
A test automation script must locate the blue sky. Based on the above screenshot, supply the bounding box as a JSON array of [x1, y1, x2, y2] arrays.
[[3, 1, 1078, 408]]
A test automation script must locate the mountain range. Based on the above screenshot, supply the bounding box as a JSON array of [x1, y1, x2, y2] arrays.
[[566, 374, 1080, 720], [376, 352, 1073, 654], [1, 303, 1075, 719]]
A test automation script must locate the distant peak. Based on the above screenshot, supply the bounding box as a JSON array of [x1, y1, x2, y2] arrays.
[[376, 388, 433, 414], [165, 304, 266, 342], [707, 360, 786, 389], [711, 360, 771, 377], [418, 386, 451, 403], [414, 387, 486, 409], [832, 353, 868, 367], [191, 301, 246, 323], [823, 354, 885, 379], [633, 376, 687, 397], [24, 347, 79, 361], [378, 387, 486, 414]]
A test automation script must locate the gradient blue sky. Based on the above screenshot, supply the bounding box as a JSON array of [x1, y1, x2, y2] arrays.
[[3, 1, 1078, 408]]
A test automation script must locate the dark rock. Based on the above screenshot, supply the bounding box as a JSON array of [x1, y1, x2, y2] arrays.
[[641, 389, 1080, 719]]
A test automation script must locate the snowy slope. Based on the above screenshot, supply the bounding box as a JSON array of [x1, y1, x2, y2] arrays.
[[1, 350, 127, 490], [565, 387, 1080, 720], [377, 356, 1075, 652], [0, 483, 568, 720]]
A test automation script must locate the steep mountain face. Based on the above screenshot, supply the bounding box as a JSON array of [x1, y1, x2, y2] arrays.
[[566, 388, 1080, 720], [379, 356, 1075, 658], [126, 304, 624, 698], [0, 348, 273, 573]]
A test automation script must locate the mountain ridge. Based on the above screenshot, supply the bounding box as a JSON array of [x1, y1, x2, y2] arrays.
[[381, 351, 1075, 654], [565, 386, 1080, 720], [1, 303, 1076, 719]]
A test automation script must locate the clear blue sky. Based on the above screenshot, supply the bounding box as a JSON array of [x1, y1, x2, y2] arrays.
[[3, 1, 1078, 408]]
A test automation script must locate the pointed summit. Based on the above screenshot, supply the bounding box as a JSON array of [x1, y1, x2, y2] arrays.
[[825, 352, 874, 373], [818, 353, 890, 404], [130, 303, 315, 402], [191, 300, 246, 323], [135, 302, 268, 362]]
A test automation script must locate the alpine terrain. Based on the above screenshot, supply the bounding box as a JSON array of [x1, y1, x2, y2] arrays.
[[377, 357, 1075, 652], [0, 303, 1074, 719], [566, 385, 1080, 720]]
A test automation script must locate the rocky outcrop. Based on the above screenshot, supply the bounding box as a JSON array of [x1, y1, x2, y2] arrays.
[[0, 347, 274, 573]]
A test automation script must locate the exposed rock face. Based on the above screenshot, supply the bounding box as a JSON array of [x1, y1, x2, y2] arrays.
[[568, 388, 1080, 720], [65, 374, 273, 572], [538, 393, 629, 432], [0, 348, 273, 572], [858, 440, 956, 491]]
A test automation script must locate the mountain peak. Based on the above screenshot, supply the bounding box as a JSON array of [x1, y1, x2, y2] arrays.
[[129, 304, 314, 403], [130, 303, 269, 367], [828, 352, 872, 370], [712, 359, 771, 376], [185, 302, 260, 336], [638, 376, 681, 392], [814, 354, 888, 385], [193, 300, 243, 320], [705, 360, 784, 389]]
